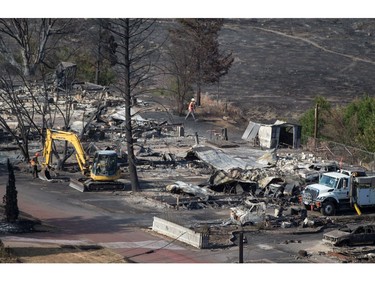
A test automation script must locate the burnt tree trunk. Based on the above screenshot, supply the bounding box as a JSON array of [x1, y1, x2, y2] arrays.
[[123, 19, 140, 192], [4, 159, 19, 222]]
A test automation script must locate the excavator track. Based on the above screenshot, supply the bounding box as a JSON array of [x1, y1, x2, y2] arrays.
[[69, 178, 125, 192]]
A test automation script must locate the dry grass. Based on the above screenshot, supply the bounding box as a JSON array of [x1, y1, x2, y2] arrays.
[[198, 94, 246, 123], [0, 240, 126, 263], [9, 246, 126, 263], [0, 240, 18, 263]]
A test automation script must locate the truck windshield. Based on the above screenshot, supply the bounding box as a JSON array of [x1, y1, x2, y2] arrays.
[[319, 175, 338, 188]]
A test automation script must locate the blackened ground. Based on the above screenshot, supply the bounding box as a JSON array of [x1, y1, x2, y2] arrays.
[[153, 19, 375, 124], [219, 19, 375, 123]]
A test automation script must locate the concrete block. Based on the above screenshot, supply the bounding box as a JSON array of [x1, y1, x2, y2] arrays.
[[152, 217, 209, 249]]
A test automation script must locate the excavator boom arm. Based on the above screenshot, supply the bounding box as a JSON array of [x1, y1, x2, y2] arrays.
[[42, 129, 89, 174]]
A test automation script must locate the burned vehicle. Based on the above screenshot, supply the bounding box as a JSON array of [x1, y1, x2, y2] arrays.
[[323, 224, 375, 246]]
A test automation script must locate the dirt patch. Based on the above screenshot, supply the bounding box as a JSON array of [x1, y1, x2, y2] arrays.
[[0, 237, 126, 263], [7, 244, 126, 263]]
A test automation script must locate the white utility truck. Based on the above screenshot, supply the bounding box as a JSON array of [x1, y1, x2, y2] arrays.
[[301, 171, 375, 216]]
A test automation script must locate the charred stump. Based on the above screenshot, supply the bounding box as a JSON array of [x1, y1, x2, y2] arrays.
[[3, 159, 19, 222]]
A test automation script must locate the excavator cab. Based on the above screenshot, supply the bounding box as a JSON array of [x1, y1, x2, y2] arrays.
[[70, 149, 123, 192], [90, 150, 120, 181]]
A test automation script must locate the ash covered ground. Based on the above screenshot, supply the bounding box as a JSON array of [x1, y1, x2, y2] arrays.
[[154, 19, 375, 123]]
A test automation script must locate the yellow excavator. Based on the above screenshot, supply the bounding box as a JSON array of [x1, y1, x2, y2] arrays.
[[42, 128, 125, 192]]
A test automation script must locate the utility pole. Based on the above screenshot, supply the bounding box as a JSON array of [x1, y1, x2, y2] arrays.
[[239, 231, 244, 263], [194, 132, 199, 145], [314, 103, 319, 151]]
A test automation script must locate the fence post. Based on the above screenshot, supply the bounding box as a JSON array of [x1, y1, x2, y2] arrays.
[[194, 132, 199, 145], [222, 128, 228, 141]]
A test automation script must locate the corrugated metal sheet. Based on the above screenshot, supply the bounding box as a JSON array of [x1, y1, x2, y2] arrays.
[[191, 146, 269, 172]]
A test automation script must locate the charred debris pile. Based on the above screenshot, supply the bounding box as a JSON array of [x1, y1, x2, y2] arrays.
[[66, 89, 348, 230], [0, 85, 364, 231]]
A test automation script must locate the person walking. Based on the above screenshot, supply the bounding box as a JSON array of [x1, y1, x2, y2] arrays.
[[30, 152, 40, 179], [185, 98, 196, 121]]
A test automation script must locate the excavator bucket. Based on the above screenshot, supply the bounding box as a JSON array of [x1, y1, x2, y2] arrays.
[[38, 167, 52, 181]]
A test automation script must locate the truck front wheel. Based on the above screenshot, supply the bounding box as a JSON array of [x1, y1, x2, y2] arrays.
[[321, 201, 336, 216]]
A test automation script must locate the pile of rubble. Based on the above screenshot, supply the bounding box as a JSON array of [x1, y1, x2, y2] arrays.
[[3, 84, 374, 259], [24, 89, 346, 223]]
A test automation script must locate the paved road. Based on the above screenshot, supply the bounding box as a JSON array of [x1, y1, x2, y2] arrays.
[[1, 172, 221, 263]]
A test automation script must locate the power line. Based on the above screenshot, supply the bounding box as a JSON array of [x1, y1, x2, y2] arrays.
[[109, 231, 187, 263]]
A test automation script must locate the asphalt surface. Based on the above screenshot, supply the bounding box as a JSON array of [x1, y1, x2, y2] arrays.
[[0, 173, 209, 263]]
